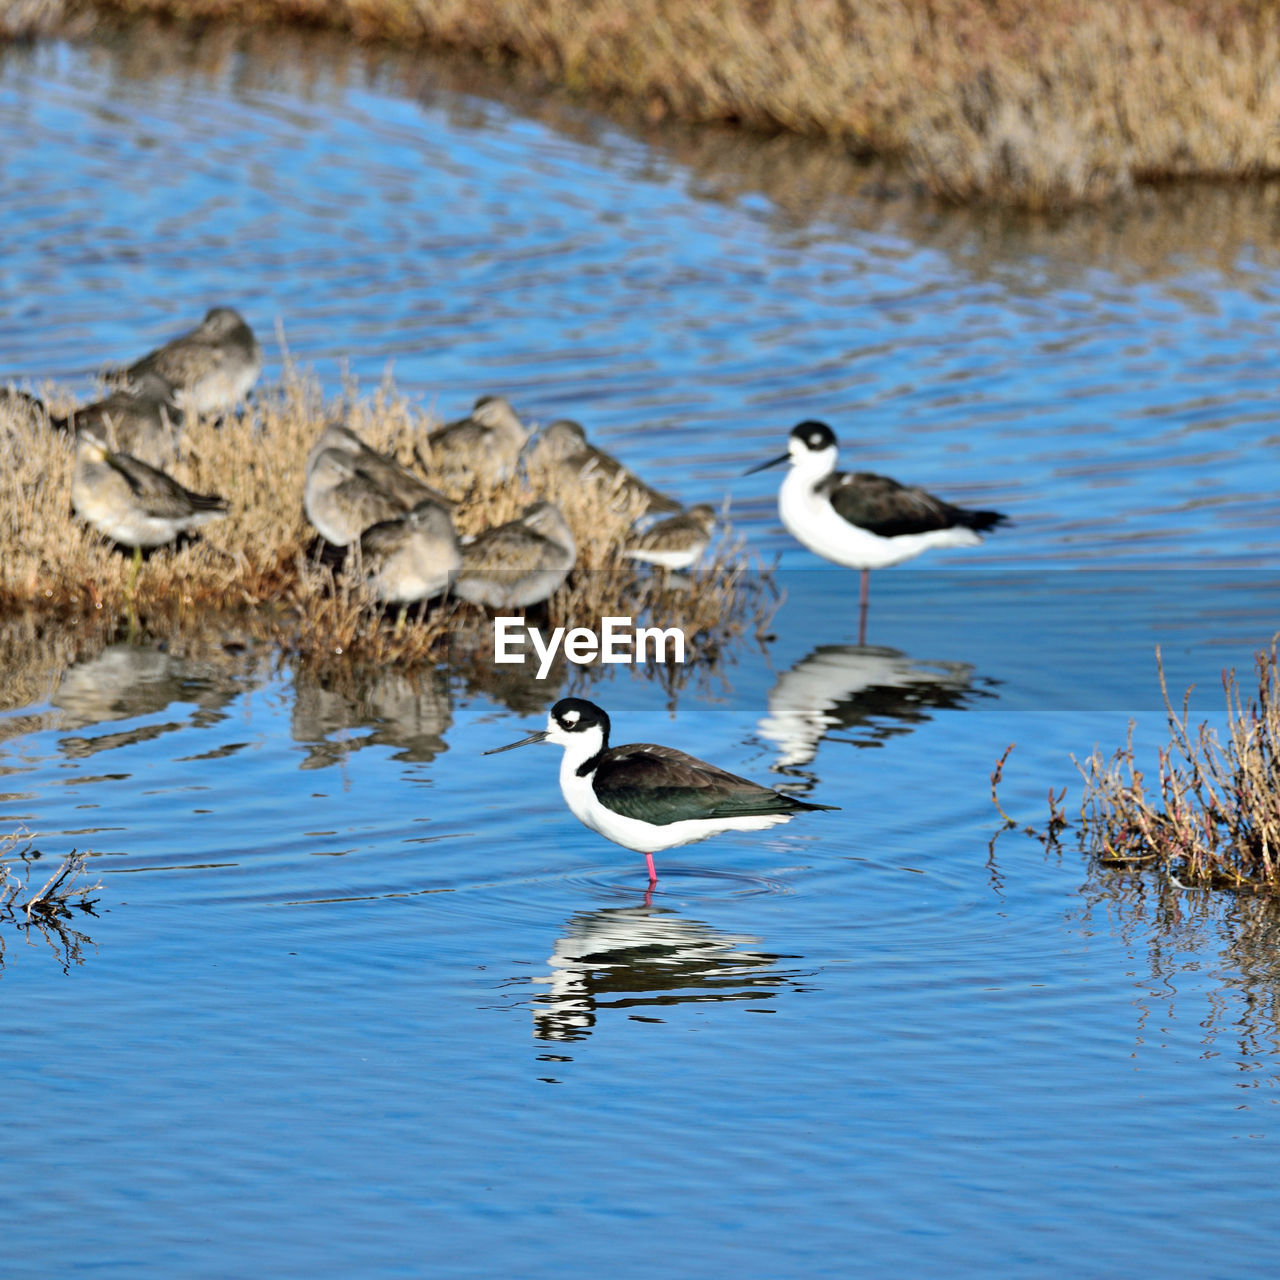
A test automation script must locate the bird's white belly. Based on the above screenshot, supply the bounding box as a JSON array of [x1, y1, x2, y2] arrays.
[[624, 545, 702, 571], [558, 756, 792, 854], [778, 473, 980, 570], [182, 360, 261, 416]]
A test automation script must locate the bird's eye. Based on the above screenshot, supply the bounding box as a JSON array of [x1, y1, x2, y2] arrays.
[[561, 710, 580, 725]]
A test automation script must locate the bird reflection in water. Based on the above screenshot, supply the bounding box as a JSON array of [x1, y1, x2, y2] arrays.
[[522, 902, 810, 1043], [290, 664, 452, 769], [51, 642, 247, 758], [758, 643, 988, 776]]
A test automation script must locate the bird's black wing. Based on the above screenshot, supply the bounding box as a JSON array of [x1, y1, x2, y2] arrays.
[[593, 744, 836, 826], [822, 471, 1004, 537]]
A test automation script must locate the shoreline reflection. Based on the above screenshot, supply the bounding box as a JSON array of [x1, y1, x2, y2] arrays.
[[1069, 864, 1280, 1076]]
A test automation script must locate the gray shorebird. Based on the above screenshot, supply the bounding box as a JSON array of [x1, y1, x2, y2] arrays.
[[71, 428, 228, 579], [528, 419, 681, 515], [304, 448, 410, 547], [305, 422, 453, 513], [58, 372, 184, 470], [358, 499, 461, 613], [624, 504, 716, 571], [426, 395, 528, 486], [748, 420, 1007, 644], [453, 500, 576, 610], [112, 306, 262, 416], [486, 697, 836, 884]]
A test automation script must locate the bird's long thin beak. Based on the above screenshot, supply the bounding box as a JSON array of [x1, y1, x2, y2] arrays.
[[744, 453, 789, 475], [483, 729, 548, 755]]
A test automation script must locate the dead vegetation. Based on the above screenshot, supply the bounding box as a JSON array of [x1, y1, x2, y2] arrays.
[[0, 372, 769, 668], [0, 830, 101, 971], [25, 0, 1279, 209], [996, 641, 1280, 892]]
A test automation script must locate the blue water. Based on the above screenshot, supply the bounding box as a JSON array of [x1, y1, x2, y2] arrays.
[[3, 21, 1280, 1279]]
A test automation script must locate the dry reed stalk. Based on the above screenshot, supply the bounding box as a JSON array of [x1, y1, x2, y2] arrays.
[[0, 375, 769, 669], [1003, 641, 1280, 892], [62, 0, 1280, 209], [0, 0, 73, 35], [0, 829, 102, 969]]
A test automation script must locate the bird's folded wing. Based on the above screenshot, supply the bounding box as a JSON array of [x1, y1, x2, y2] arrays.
[[593, 745, 797, 825]]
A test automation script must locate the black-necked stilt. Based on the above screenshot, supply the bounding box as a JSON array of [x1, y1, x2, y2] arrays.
[[427, 395, 529, 484], [748, 420, 1007, 644], [109, 307, 262, 416], [624, 503, 717, 571], [527, 419, 682, 515], [485, 697, 836, 884], [454, 500, 576, 609]]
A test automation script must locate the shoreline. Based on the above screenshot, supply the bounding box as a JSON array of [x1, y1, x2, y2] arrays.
[[5, 0, 1278, 210]]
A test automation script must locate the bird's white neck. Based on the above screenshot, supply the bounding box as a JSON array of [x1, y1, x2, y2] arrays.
[[550, 723, 607, 779], [788, 442, 838, 486]]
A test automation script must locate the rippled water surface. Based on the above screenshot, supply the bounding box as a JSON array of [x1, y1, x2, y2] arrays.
[[3, 22, 1280, 1278]]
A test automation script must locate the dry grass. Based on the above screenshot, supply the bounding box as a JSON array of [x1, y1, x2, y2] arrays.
[[997, 641, 1280, 892], [37, 0, 1280, 209], [0, 372, 769, 669]]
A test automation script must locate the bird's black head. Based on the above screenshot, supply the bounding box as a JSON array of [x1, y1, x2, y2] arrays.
[[483, 697, 611, 759], [745, 420, 840, 475], [549, 698, 610, 741], [790, 420, 837, 452]]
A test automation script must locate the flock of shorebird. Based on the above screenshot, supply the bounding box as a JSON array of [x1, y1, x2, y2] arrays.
[[6, 306, 726, 609], [7, 305, 1012, 884]]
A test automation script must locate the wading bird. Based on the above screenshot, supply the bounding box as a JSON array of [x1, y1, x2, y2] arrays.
[[748, 420, 1006, 644], [486, 697, 836, 884]]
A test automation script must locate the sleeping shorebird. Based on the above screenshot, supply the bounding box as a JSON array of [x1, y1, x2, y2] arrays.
[[453, 500, 576, 610], [71, 428, 227, 582], [527, 419, 681, 515], [748, 420, 1006, 643], [624, 504, 716, 571], [426, 395, 529, 486], [58, 372, 184, 470], [304, 447, 411, 547], [305, 422, 453, 514], [357, 499, 460, 617], [110, 306, 262, 416], [486, 697, 836, 885]]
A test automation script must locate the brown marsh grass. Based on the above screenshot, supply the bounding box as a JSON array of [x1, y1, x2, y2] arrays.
[[996, 641, 1280, 893], [39, 0, 1280, 210], [0, 373, 769, 668]]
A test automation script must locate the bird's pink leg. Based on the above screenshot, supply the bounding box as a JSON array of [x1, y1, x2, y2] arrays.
[[644, 853, 658, 884], [858, 568, 870, 646]]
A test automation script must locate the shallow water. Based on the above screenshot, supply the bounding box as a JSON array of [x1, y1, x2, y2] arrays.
[[3, 21, 1280, 1278]]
